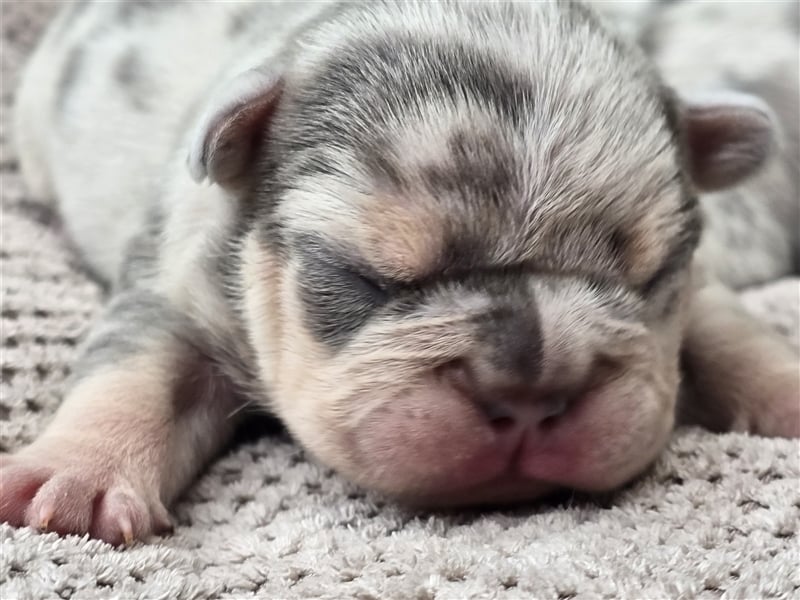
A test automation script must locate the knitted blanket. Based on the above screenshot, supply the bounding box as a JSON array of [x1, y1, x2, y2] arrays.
[[1, 3, 798, 599]]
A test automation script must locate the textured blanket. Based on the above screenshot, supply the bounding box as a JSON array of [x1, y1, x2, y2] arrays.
[[1, 3, 798, 599]]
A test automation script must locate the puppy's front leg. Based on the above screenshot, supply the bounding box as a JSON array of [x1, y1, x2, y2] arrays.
[[0, 290, 241, 545], [679, 282, 800, 438]]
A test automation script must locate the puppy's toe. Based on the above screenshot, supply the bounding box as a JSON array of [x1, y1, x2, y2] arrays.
[[24, 472, 97, 536], [0, 459, 52, 527], [91, 486, 155, 545], [0, 448, 170, 545]]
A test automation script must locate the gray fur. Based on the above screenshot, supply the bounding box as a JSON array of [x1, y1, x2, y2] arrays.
[[5, 0, 799, 543], [227, 5, 262, 38], [55, 46, 84, 117], [117, 0, 167, 23], [296, 236, 389, 348], [647, 0, 799, 287], [49, 0, 89, 43], [116, 207, 162, 290], [113, 47, 152, 112], [73, 290, 195, 378]]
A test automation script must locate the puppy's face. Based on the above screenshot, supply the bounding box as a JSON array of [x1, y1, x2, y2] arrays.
[[201, 2, 770, 504]]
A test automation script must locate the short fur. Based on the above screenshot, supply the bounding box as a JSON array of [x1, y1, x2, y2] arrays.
[[2, 0, 798, 544]]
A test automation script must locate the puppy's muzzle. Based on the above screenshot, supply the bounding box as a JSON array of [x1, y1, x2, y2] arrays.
[[436, 358, 573, 433]]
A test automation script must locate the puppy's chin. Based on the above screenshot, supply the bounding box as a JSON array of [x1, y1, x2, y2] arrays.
[[285, 368, 677, 506]]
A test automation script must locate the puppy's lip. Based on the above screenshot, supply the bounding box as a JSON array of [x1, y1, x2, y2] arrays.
[[508, 386, 600, 487], [347, 379, 646, 502], [363, 413, 587, 504], [387, 424, 588, 506]]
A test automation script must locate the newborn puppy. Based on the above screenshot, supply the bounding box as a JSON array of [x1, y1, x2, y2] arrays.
[[2, 0, 798, 545]]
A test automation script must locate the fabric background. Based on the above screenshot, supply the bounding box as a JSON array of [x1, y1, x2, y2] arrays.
[[1, 3, 798, 599]]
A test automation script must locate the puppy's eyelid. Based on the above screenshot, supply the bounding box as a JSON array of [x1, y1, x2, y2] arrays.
[[354, 269, 388, 292], [639, 257, 684, 296], [337, 264, 397, 302], [336, 262, 390, 290]]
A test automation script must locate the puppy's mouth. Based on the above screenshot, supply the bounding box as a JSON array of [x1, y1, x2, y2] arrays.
[[340, 374, 670, 506], [453, 391, 603, 496], [396, 430, 582, 507]]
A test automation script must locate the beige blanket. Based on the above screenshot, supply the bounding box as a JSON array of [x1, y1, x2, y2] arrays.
[[2, 3, 798, 598]]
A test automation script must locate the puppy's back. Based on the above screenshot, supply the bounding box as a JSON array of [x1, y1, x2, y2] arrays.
[[13, 0, 328, 281]]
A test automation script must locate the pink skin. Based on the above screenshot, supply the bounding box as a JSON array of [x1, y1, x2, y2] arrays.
[[513, 388, 619, 488], [0, 450, 172, 546], [1, 350, 238, 545], [350, 377, 669, 502]]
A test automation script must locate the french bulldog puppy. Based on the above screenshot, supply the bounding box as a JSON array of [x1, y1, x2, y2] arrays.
[[2, 0, 798, 545]]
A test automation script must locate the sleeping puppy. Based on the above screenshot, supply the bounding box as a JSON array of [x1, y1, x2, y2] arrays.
[[2, 0, 798, 545]]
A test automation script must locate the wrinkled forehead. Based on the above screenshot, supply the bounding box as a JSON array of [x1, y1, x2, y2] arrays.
[[272, 2, 690, 281]]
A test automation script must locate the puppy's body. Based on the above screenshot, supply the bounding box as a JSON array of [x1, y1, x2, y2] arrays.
[[16, 1, 325, 280], [3, 0, 798, 544], [17, 1, 799, 288]]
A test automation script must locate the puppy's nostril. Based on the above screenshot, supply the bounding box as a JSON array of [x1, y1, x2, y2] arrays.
[[538, 415, 560, 431], [535, 395, 570, 430], [481, 399, 516, 422], [479, 400, 520, 433], [490, 416, 516, 433], [437, 359, 574, 431]]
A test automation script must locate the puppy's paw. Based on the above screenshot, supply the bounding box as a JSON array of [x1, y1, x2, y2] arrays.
[[0, 445, 172, 546], [746, 361, 800, 438], [681, 282, 800, 439]]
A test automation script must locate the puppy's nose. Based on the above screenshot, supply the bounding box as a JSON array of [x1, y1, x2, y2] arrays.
[[436, 359, 571, 431]]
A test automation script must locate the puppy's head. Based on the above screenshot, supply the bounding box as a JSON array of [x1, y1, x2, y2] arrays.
[[189, 1, 775, 504]]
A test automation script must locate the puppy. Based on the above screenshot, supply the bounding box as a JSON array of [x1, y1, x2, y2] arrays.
[[2, 0, 798, 545]]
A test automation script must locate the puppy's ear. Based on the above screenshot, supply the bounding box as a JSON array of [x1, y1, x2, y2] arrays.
[[677, 91, 776, 192], [187, 67, 283, 187]]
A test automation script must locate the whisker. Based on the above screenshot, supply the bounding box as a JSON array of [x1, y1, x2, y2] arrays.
[[226, 400, 254, 420]]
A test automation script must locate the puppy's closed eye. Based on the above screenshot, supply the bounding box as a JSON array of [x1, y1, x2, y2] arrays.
[[338, 266, 389, 306], [299, 246, 389, 347], [639, 232, 699, 297]]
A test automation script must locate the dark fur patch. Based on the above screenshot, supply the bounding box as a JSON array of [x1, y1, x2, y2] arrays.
[[117, 206, 162, 290], [790, 1, 800, 33], [51, 0, 89, 42], [641, 194, 702, 298], [227, 5, 261, 37], [114, 47, 152, 112], [476, 302, 543, 383], [296, 238, 389, 348], [56, 46, 85, 117], [117, 0, 164, 23], [359, 142, 408, 190], [421, 130, 515, 207], [216, 218, 252, 307], [639, 87, 704, 293], [659, 85, 695, 182]]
